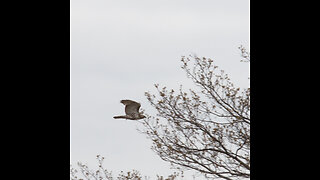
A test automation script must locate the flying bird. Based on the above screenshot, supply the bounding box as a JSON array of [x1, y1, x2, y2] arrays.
[[113, 99, 146, 120]]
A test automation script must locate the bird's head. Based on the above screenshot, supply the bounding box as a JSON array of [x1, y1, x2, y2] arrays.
[[139, 114, 146, 119]]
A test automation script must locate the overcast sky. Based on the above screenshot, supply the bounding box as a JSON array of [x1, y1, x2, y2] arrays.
[[71, 0, 249, 179]]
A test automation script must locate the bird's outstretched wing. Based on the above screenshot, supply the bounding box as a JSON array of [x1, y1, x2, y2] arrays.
[[113, 99, 145, 120], [121, 100, 141, 116]]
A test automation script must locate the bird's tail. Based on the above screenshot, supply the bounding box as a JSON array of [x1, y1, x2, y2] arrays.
[[113, 115, 127, 119]]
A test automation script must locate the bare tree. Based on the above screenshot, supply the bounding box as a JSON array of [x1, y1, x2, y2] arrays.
[[140, 48, 250, 180], [70, 155, 182, 180]]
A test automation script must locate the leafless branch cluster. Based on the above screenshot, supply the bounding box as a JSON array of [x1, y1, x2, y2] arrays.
[[141, 53, 250, 180], [70, 155, 182, 180], [239, 45, 250, 62]]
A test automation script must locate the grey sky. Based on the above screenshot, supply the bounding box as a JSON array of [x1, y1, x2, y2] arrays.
[[71, 0, 249, 179]]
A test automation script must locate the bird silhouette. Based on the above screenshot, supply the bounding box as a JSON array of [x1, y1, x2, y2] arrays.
[[113, 99, 146, 120]]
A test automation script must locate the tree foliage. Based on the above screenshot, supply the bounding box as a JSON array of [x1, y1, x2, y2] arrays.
[[140, 49, 250, 180], [71, 47, 250, 180], [70, 155, 182, 180]]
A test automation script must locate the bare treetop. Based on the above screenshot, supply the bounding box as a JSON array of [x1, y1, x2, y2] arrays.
[[140, 51, 250, 180]]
